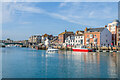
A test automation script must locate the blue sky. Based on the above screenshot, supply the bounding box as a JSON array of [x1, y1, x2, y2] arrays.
[[2, 2, 118, 40]]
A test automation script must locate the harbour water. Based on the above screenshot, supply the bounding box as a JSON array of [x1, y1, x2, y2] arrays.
[[2, 47, 119, 78]]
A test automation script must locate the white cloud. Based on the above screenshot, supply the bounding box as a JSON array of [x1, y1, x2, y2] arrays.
[[2, 2, 118, 27], [2, 0, 120, 2], [2, 2, 86, 25], [20, 22, 31, 24], [59, 2, 67, 7]]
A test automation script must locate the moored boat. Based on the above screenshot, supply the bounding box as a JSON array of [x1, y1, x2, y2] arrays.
[[46, 47, 58, 53], [72, 46, 93, 52]]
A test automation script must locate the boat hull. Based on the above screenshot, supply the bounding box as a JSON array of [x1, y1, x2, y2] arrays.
[[72, 48, 92, 52]]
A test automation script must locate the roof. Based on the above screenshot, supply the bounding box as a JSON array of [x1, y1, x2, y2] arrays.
[[42, 34, 48, 37], [75, 30, 84, 35], [59, 31, 74, 35], [75, 34, 83, 36], [66, 36, 75, 40], [86, 27, 105, 32], [76, 30, 84, 33], [113, 19, 119, 22]]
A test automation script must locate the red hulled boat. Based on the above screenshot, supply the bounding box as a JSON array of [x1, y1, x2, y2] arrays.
[[72, 46, 93, 52]]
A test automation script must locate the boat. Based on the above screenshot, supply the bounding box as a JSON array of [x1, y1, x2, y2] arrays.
[[72, 46, 93, 52], [6, 45, 16, 48], [46, 47, 58, 53]]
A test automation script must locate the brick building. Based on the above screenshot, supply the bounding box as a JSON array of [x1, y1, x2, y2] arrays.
[[84, 27, 112, 47], [58, 30, 74, 44]]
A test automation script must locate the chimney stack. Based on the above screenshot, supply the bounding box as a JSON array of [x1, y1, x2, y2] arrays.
[[65, 30, 67, 32], [105, 25, 107, 28], [84, 27, 87, 32]]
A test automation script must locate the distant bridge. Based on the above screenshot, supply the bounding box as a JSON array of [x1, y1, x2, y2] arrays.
[[2, 42, 23, 45]]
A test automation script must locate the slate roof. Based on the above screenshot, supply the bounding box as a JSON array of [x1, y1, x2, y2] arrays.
[[59, 31, 74, 35], [66, 36, 75, 40], [87, 27, 105, 32], [75, 34, 83, 36]]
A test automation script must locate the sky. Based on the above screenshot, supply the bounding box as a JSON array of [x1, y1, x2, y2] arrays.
[[2, 2, 118, 40]]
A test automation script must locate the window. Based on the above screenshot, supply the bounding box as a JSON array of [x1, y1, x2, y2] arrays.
[[90, 34, 93, 38], [87, 35, 89, 37], [106, 40, 108, 42], [113, 24, 115, 26], [95, 35, 96, 37], [69, 40, 70, 43], [81, 40, 83, 44]]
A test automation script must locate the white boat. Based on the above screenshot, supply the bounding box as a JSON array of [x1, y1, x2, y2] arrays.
[[46, 47, 58, 53], [6, 45, 16, 48]]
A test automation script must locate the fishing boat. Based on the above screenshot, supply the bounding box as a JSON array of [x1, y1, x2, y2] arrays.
[[72, 46, 93, 52], [46, 47, 58, 53]]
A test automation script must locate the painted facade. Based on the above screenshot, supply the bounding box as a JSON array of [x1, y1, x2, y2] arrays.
[[84, 27, 112, 47], [65, 31, 84, 47], [75, 31, 84, 47], [65, 36, 75, 46], [107, 19, 120, 46]]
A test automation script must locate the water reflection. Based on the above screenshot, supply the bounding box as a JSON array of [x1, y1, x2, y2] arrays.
[[2, 48, 118, 78], [57, 51, 118, 78]]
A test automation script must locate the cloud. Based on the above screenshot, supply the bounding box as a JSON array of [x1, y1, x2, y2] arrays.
[[20, 22, 31, 24], [59, 2, 67, 7], [2, 2, 118, 27], [2, 0, 120, 2], [2, 2, 87, 26]]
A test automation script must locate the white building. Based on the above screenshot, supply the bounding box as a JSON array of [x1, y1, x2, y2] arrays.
[[107, 19, 120, 46], [29, 35, 41, 44], [107, 19, 120, 32], [65, 31, 84, 47], [75, 34, 84, 47], [44, 38, 50, 46], [65, 36, 75, 46], [74, 31, 84, 47]]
